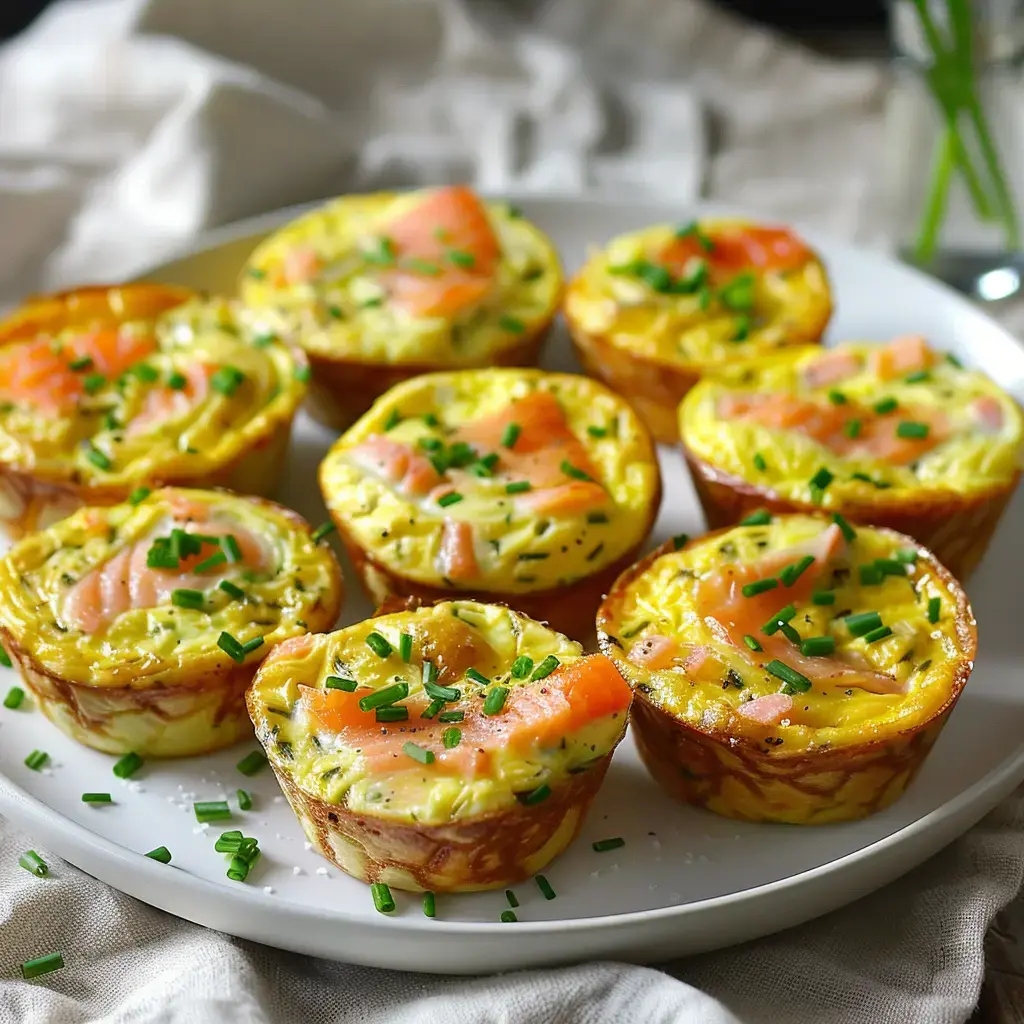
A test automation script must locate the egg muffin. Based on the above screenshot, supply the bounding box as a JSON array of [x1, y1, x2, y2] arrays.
[[0, 284, 308, 541], [0, 488, 343, 756], [598, 513, 975, 824], [564, 218, 831, 442], [247, 599, 631, 891], [240, 186, 562, 430], [318, 368, 662, 640], [680, 336, 1023, 580]]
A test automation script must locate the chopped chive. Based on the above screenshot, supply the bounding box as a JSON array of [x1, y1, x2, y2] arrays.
[[211, 366, 246, 397], [236, 751, 267, 776], [827, 390, 847, 405], [905, 370, 931, 383], [421, 698, 445, 720], [365, 631, 393, 658], [0, 643, 10, 668], [214, 831, 243, 854], [470, 454, 499, 477], [560, 460, 594, 482], [423, 892, 436, 918], [620, 621, 649, 639], [743, 634, 763, 652], [171, 588, 205, 610], [809, 467, 834, 494], [194, 801, 231, 823], [82, 792, 113, 804], [358, 682, 408, 711], [219, 534, 243, 563], [145, 846, 172, 863], [403, 741, 434, 765], [896, 548, 919, 564], [437, 491, 463, 507], [674, 220, 714, 250], [113, 751, 143, 778], [506, 480, 531, 494], [859, 564, 883, 586], [69, 355, 93, 371], [800, 636, 835, 657], [780, 555, 815, 587], [483, 686, 509, 715], [442, 727, 461, 750], [448, 249, 475, 269], [226, 856, 251, 883], [311, 521, 336, 544], [718, 272, 756, 312], [371, 882, 395, 914], [132, 362, 159, 383], [167, 371, 188, 390], [241, 636, 263, 656], [761, 604, 796, 636], [424, 680, 460, 702], [843, 418, 862, 439], [873, 397, 898, 415], [875, 557, 908, 577], [383, 408, 402, 431], [588, 511, 610, 524], [896, 421, 930, 439], [766, 660, 812, 693], [530, 655, 560, 681], [237, 789, 252, 811], [19, 850, 47, 877], [294, 364, 311, 384], [218, 631, 245, 662], [128, 487, 151, 506], [864, 625, 893, 644], [376, 706, 409, 723], [399, 633, 413, 663], [742, 577, 778, 598], [740, 509, 772, 527], [517, 783, 551, 806], [325, 676, 358, 692], [85, 444, 112, 472], [438, 710, 464, 723], [365, 236, 397, 265], [4, 686, 25, 709], [498, 314, 526, 334], [465, 668, 490, 685], [832, 513, 857, 543], [510, 655, 534, 679], [812, 590, 836, 605], [535, 875, 557, 900], [506, 889, 519, 908], [219, 579, 245, 600], [946, 352, 964, 368], [753, 452, 767, 471], [83, 373, 107, 395], [501, 423, 521, 448], [778, 622, 802, 645], [672, 533, 689, 551], [592, 837, 625, 853], [844, 611, 883, 637], [501, 910, 518, 923], [21, 953, 64, 980], [587, 424, 608, 438], [928, 596, 941, 623]]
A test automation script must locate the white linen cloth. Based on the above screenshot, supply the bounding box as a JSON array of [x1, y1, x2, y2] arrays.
[[0, 1, 1020, 1022]]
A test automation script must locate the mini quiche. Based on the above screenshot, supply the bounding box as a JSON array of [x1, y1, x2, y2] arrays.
[[247, 599, 632, 891], [0, 283, 308, 541], [318, 368, 662, 640], [240, 185, 562, 430], [598, 513, 975, 824], [564, 218, 831, 443], [679, 335, 1023, 580], [0, 488, 342, 757]]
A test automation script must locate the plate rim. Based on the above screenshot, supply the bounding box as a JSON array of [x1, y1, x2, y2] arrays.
[[4, 189, 1023, 945]]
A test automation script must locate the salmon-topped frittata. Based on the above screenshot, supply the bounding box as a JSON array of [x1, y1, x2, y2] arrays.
[[0, 285, 307, 539], [247, 600, 632, 891], [0, 488, 343, 756], [318, 369, 661, 638], [240, 186, 562, 429], [680, 336, 1024, 579], [598, 513, 976, 824]]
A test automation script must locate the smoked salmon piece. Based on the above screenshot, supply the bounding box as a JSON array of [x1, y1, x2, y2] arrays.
[[283, 246, 323, 285], [737, 693, 793, 724], [300, 652, 631, 776], [349, 437, 443, 496], [438, 518, 479, 581], [973, 395, 1004, 433], [801, 350, 862, 390], [126, 363, 212, 437], [660, 224, 813, 282], [868, 335, 934, 381]]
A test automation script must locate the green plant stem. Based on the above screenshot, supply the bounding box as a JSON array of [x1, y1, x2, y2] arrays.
[[966, 96, 1022, 250], [914, 125, 956, 263]]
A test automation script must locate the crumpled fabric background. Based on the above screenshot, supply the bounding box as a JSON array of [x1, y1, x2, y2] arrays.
[[0, 1, 1020, 1022]]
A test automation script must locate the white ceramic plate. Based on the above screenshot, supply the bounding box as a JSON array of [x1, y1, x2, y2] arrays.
[[2, 196, 1024, 975]]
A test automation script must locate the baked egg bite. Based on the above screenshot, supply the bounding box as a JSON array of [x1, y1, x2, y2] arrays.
[[0, 284, 308, 541], [679, 335, 1023, 580], [598, 513, 975, 824], [318, 368, 662, 640], [564, 218, 831, 442], [240, 185, 562, 430], [0, 488, 343, 756], [246, 599, 632, 891]]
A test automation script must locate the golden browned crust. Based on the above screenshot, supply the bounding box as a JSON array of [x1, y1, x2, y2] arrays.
[[597, 528, 977, 825], [262, 742, 614, 892], [302, 323, 552, 432], [683, 442, 1020, 581]]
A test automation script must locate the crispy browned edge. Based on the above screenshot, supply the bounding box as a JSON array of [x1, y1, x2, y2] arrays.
[[303, 321, 554, 432], [261, 745, 615, 892], [596, 523, 977, 824], [0, 491, 345, 757], [0, 283, 298, 540], [682, 441, 1020, 582], [564, 273, 832, 445]]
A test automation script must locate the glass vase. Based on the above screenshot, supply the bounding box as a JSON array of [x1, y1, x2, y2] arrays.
[[884, 0, 1024, 300]]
